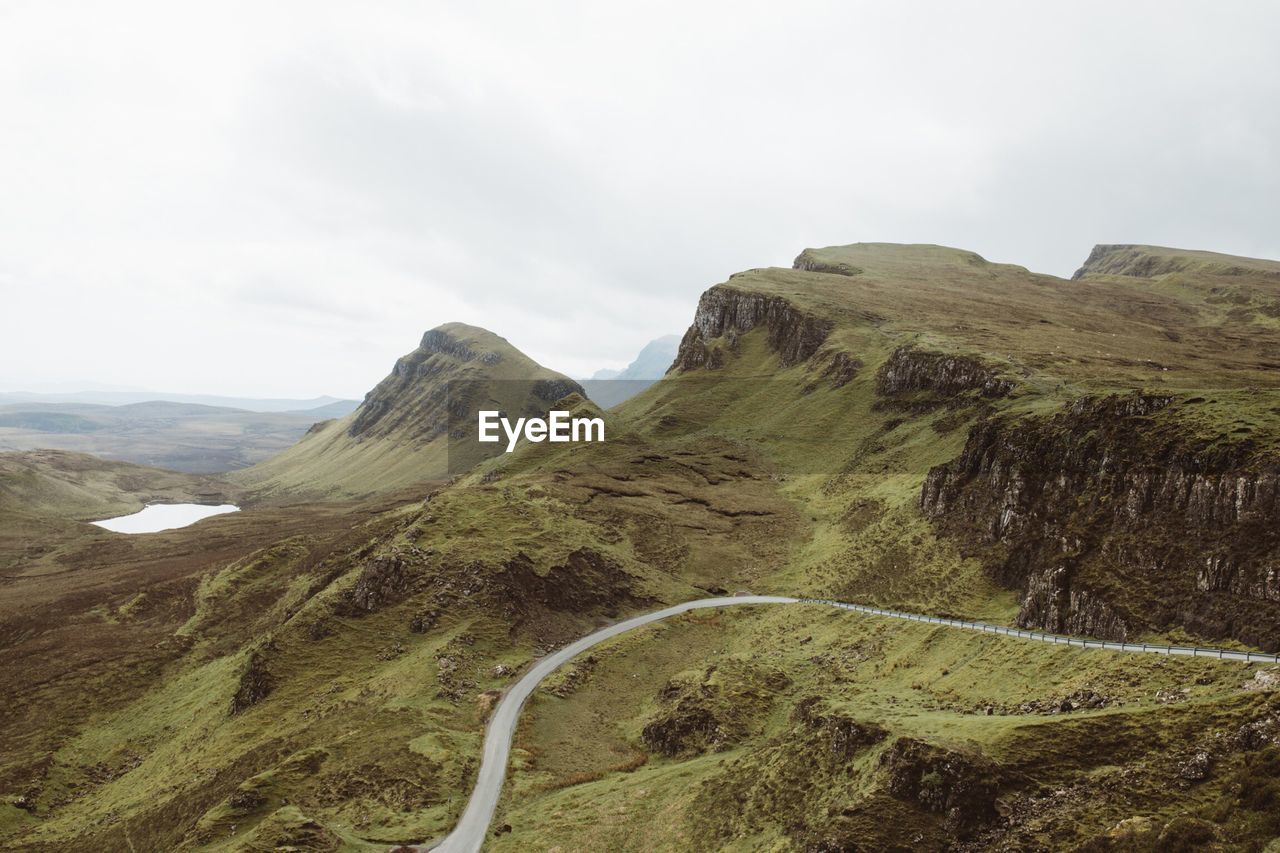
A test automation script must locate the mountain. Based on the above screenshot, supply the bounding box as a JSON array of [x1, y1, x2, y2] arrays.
[[487, 244, 1280, 850], [1073, 243, 1280, 280], [7, 244, 1280, 852], [288, 399, 361, 418], [615, 334, 680, 379], [478, 242, 1280, 849], [579, 334, 680, 407], [230, 322, 584, 497], [584, 334, 679, 381]]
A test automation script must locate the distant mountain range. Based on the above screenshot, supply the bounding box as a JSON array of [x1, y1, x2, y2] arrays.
[[587, 334, 680, 381], [0, 398, 342, 473], [0, 390, 360, 415], [580, 334, 680, 407], [8, 242, 1280, 851]]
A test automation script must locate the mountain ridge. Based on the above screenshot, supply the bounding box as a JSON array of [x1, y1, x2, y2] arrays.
[[1073, 243, 1280, 280], [231, 322, 584, 497], [579, 334, 682, 407], [7, 240, 1280, 852]]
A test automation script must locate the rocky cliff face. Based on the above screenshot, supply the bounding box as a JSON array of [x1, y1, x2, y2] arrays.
[[346, 324, 583, 442], [235, 321, 588, 496], [876, 346, 1014, 398], [348, 327, 492, 439], [672, 287, 833, 372], [1073, 244, 1280, 281], [1073, 245, 1188, 280], [922, 393, 1280, 649], [879, 737, 1002, 839]]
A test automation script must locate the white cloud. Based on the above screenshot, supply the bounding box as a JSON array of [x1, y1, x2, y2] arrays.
[[1, 0, 1277, 396]]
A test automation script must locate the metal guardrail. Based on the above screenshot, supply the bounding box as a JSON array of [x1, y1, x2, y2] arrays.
[[798, 598, 1280, 665]]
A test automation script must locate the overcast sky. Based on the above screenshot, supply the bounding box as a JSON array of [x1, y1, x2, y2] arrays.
[[2, 1, 1278, 398]]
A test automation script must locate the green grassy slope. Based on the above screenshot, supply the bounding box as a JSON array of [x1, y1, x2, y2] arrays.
[[476, 242, 1280, 849], [496, 604, 1280, 851], [230, 323, 583, 499], [0, 449, 234, 522], [780, 242, 1279, 389], [5, 243, 1280, 850], [0, 449, 238, 578]]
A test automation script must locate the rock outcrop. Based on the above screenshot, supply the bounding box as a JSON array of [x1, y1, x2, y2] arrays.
[[497, 549, 650, 617], [1016, 565, 1131, 640], [789, 695, 887, 761], [1073, 244, 1280, 281], [229, 648, 274, 715], [1073, 245, 1190, 280], [792, 249, 863, 276], [641, 661, 791, 756], [879, 737, 1003, 839], [922, 393, 1280, 649], [341, 554, 411, 613], [876, 346, 1014, 398], [810, 349, 863, 389], [672, 287, 833, 372]]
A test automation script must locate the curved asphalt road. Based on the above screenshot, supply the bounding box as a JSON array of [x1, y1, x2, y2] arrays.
[[426, 595, 797, 852], [424, 594, 1279, 852]]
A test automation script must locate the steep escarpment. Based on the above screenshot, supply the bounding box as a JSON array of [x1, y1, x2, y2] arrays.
[[879, 736, 1003, 839], [1073, 244, 1280, 281], [922, 393, 1280, 649], [232, 323, 583, 496], [17, 240, 1280, 853], [876, 345, 1014, 399], [348, 327, 581, 442], [672, 287, 833, 372]]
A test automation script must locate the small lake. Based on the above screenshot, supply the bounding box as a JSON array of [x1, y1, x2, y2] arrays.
[[91, 503, 240, 534]]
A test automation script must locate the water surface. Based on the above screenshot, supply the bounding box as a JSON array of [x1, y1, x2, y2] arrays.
[[92, 503, 240, 534]]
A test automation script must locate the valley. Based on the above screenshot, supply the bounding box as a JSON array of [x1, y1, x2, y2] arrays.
[[0, 399, 353, 474], [2, 242, 1280, 851]]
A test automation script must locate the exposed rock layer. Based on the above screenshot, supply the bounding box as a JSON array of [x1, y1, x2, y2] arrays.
[[922, 393, 1280, 649], [876, 346, 1013, 398], [673, 288, 834, 372], [1073, 244, 1280, 281], [229, 649, 274, 715], [879, 736, 1002, 839], [641, 661, 791, 756], [347, 325, 583, 441], [792, 249, 863, 276]]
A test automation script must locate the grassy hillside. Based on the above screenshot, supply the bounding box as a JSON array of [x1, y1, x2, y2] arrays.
[[474, 241, 1280, 848], [231, 323, 583, 499], [497, 604, 1280, 851], [4, 243, 1280, 850], [0, 449, 233, 521], [0, 449, 238, 578]]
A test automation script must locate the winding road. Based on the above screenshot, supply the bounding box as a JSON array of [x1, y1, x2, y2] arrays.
[[424, 594, 1279, 852]]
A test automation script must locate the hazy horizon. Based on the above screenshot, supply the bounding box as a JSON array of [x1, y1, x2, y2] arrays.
[[3, 1, 1278, 397]]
